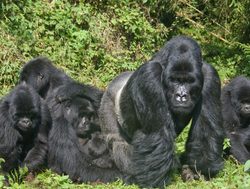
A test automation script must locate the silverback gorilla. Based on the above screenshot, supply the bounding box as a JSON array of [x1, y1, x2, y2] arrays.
[[19, 57, 121, 182], [221, 76, 250, 163], [99, 36, 224, 187], [0, 82, 51, 175]]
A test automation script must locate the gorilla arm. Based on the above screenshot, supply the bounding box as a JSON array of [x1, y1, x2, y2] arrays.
[[24, 102, 51, 172], [181, 63, 224, 178], [0, 102, 22, 172], [117, 62, 178, 187]]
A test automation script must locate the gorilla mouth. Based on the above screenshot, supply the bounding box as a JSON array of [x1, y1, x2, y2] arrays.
[[240, 111, 250, 117], [18, 125, 32, 132], [173, 104, 192, 109], [171, 104, 193, 114]]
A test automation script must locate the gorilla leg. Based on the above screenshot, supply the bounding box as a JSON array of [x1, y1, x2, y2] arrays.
[[99, 72, 134, 173]]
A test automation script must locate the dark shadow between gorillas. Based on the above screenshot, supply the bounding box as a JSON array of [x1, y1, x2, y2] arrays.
[[99, 36, 225, 188]]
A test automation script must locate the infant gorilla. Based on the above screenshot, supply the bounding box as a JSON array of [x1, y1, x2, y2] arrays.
[[54, 83, 115, 169], [221, 76, 250, 163], [47, 83, 122, 182]]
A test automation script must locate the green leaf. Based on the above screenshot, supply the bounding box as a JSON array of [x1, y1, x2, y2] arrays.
[[244, 160, 250, 172]]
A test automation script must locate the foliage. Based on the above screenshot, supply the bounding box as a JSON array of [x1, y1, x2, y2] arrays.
[[0, 0, 168, 93], [0, 0, 250, 188], [244, 160, 250, 173], [2, 160, 249, 189]]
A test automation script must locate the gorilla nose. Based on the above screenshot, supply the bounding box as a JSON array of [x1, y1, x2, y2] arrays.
[[175, 93, 188, 102], [21, 118, 31, 127]]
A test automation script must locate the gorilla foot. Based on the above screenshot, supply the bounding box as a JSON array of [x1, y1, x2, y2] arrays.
[[181, 165, 200, 182]]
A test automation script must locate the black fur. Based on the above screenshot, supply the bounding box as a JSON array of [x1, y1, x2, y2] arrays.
[[221, 76, 250, 163], [20, 57, 71, 98], [99, 36, 224, 188], [47, 83, 122, 182], [0, 82, 51, 174], [19, 57, 120, 182]]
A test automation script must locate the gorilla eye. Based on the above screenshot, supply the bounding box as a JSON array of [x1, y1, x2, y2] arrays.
[[169, 76, 177, 82], [187, 77, 195, 83], [30, 112, 38, 119]]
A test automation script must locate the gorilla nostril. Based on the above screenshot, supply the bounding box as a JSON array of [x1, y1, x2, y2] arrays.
[[181, 96, 187, 102], [182, 93, 187, 97], [175, 94, 182, 102]]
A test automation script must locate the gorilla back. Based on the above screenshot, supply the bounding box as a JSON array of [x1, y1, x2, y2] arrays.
[[99, 36, 224, 188]]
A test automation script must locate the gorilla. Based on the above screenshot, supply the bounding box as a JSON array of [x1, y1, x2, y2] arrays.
[[19, 57, 118, 182], [47, 83, 122, 182], [221, 76, 250, 163], [19, 57, 103, 129], [20, 57, 71, 99], [99, 36, 225, 187], [51, 82, 103, 134], [0, 82, 51, 175]]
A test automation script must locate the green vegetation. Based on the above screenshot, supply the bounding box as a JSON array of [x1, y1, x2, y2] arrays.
[[0, 0, 250, 188]]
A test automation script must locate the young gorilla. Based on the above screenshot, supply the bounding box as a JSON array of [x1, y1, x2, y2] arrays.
[[99, 36, 224, 188], [19, 57, 103, 129], [221, 76, 250, 163], [19, 57, 116, 182], [0, 82, 51, 176], [47, 83, 122, 182], [20, 57, 72, 99]]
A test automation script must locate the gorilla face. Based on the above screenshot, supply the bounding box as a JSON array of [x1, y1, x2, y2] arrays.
[[64, 97, 96, 127], [57, 95, 100, 139], [239, 102, 250, 117], [163, 55, 203, 115], [236, 87, 250, 118], [9, 88, 40, 133], [15, 116, 34, 132], [158, 40, 204, 115], [20, 58, 51, 96]]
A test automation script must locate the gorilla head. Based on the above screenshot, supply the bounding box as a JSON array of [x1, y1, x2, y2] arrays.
[[51, 82, 103, 139], [57, 94, 101, 139], [232, 80, 250, 118], [20, 57, 70, 98], [154, 37, 203, 115], [222, 76, 250, 120], [9, 85, 41, 133]]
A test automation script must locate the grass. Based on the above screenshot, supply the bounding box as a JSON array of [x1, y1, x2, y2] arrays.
[[3, 158, 249, 189], [3, 126, 250, 189]]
